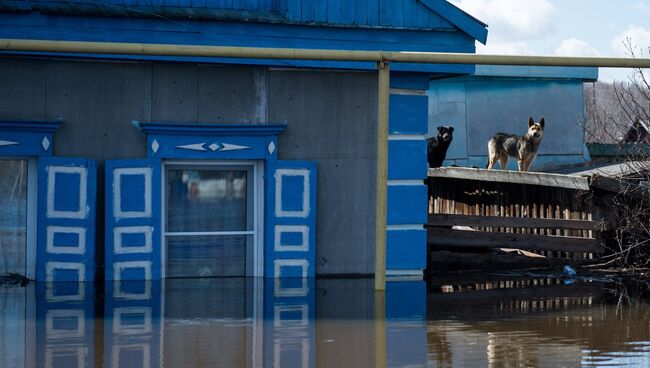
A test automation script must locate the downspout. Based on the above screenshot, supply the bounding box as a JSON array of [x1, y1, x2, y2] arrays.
[[3, 39, 649, 291]]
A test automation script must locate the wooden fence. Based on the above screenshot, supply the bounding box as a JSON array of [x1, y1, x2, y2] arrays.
[[426, 167, 607, 258]]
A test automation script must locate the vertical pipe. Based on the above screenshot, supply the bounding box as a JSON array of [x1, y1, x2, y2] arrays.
[[375, 60, 390, 291]]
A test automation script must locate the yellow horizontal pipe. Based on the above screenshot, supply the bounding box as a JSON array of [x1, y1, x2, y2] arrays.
[[2, 39, 650, 68]]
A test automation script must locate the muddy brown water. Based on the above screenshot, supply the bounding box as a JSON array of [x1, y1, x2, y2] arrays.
[[0, 272, 648, 367]]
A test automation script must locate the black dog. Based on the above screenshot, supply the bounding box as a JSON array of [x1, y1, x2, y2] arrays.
[[427, 126, 454, 168]]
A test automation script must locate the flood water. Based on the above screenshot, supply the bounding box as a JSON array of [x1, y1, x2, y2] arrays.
[[0, 273, 649, 367]]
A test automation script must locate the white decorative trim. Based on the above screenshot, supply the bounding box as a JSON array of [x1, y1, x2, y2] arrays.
[[113, 167, 152, 220], [114, 226, 153, 254], [41, 136, 50, 151], [386, 269, 424, 277], [46, 262, 86, 283], [275, 169, 310, 218], [274, 225, 309, 252], [273, 305, 309, 328], [177, 143, 207, 151], [46, 309, 85, 339], [113, 307, 152, 335], [0, 139, 19, 146], [47, 166, 87, 220], [151, 139, 159, 154], [386, 224, 424, 231], [221, 142, 251, 151], [389, 88, 427, 96], [274, 338, 309, 368], [114, 261, 152, 282], [267, 141, 276, 155], [388, 134, 426, 141], [112, 344, 150, 368], [273, 259, 309, 297], [46, 347, 85, 368], [387, 180, 424, 186], [208, 143, 220, 151], [46, 226, 86, 255]]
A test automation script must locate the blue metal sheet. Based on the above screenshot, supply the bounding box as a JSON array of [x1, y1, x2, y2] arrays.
[[386, 229, 426, 270], [387, 185, 427, 225], [388, 140, 427, 180], [389, 94, 428, 134]]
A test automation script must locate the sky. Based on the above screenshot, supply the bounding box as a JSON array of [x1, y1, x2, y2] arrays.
[[449, 0, 650, 82]]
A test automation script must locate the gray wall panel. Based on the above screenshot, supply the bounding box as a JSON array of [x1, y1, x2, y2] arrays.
[[152, 63, 199, 123], [269, 70, 378, 274], [0, 59, 47, 121]]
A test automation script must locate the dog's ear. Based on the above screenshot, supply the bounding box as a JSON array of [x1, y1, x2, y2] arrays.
[[528, 117, 534, 127], [437, 126, 443, 132], [449, 126, 454, 132], [539, 117, 545, 128]]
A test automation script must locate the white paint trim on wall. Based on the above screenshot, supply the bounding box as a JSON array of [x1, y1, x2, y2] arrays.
[[274, 225, 309, 252], [113, 261, 152, 283], [388, 134, 426, 141], [46, 226, 86, 255], [46, 309, 85, 339], [273, 304, 309, 328], [386, 270, 424, 277], [273, 259, 309, 297], [113, 307, 152, 335], [47, 165, 87, 220], [111, 344, 150, 368], [387, 180, 424, 186], [113, 279, 152, 301], [46, 346, 85, 368], [45, 261, 86, 283], [114, 226, 153, 254], [275, 168, 310, 218], [113, 167, 152, 220], [386, 224, 424, 231]]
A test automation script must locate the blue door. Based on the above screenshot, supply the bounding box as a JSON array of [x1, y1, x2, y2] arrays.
[[265, 160, 317, 279], [105, 159, 161, 280], [37, 157, 96, 282]]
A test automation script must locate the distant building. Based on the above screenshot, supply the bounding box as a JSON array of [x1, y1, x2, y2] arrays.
[[623, 119, 650, 143]]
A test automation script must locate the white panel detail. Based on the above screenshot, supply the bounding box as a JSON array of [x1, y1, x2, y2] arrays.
[[386, 224, 424, 231], [387, 180, 425, 186], [273, 305, 309, 328], [112, 344, 151, 368], [275, 169, 310, 218], [274, 225, 309, 252], [46, 347, 85, 368], [220, 143, 251, 151], [46, 309, 85, 339], [208, 143, 220, 151], [177, 143, 207, 151], [151, 139, 159, 154], [47, 166, 88, 219], [388, 134, 426, 141], [268, 141, 276, 155], [0, 139, 19, 146], [41, 136, 50, 151], [114, 226, 153, 254], [273, 338, 309, 368], [46, 226, 86, 255], [113, 307, 152, 335], [45, 263, 86, 302], [114, 279, 152, 301], [45, 262, 86, 283], [113, 167, 152, 220], [273, 259, 309, 297]]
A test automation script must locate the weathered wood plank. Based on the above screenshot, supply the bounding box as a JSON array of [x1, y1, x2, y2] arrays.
[[427, 227, 605, 254], [427, 214, 607, 231], [428, 167, 590, 190]]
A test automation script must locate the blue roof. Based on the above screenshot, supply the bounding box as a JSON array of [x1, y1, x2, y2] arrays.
[[1, 0, 488, 43]]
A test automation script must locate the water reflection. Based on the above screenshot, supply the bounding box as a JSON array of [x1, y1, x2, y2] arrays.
[[0, 273, 649, 367]]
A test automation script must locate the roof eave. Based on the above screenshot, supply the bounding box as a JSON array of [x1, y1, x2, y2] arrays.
[[417, 0, 488, 44]]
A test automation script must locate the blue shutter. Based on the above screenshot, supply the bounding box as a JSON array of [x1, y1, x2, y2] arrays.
[[37, 157, 96, 282], [105, 159, 161, 281], [265, 160, 317, 278]]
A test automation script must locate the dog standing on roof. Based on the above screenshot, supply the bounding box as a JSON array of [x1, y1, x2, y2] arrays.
[[486, 117, 545, 172]]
